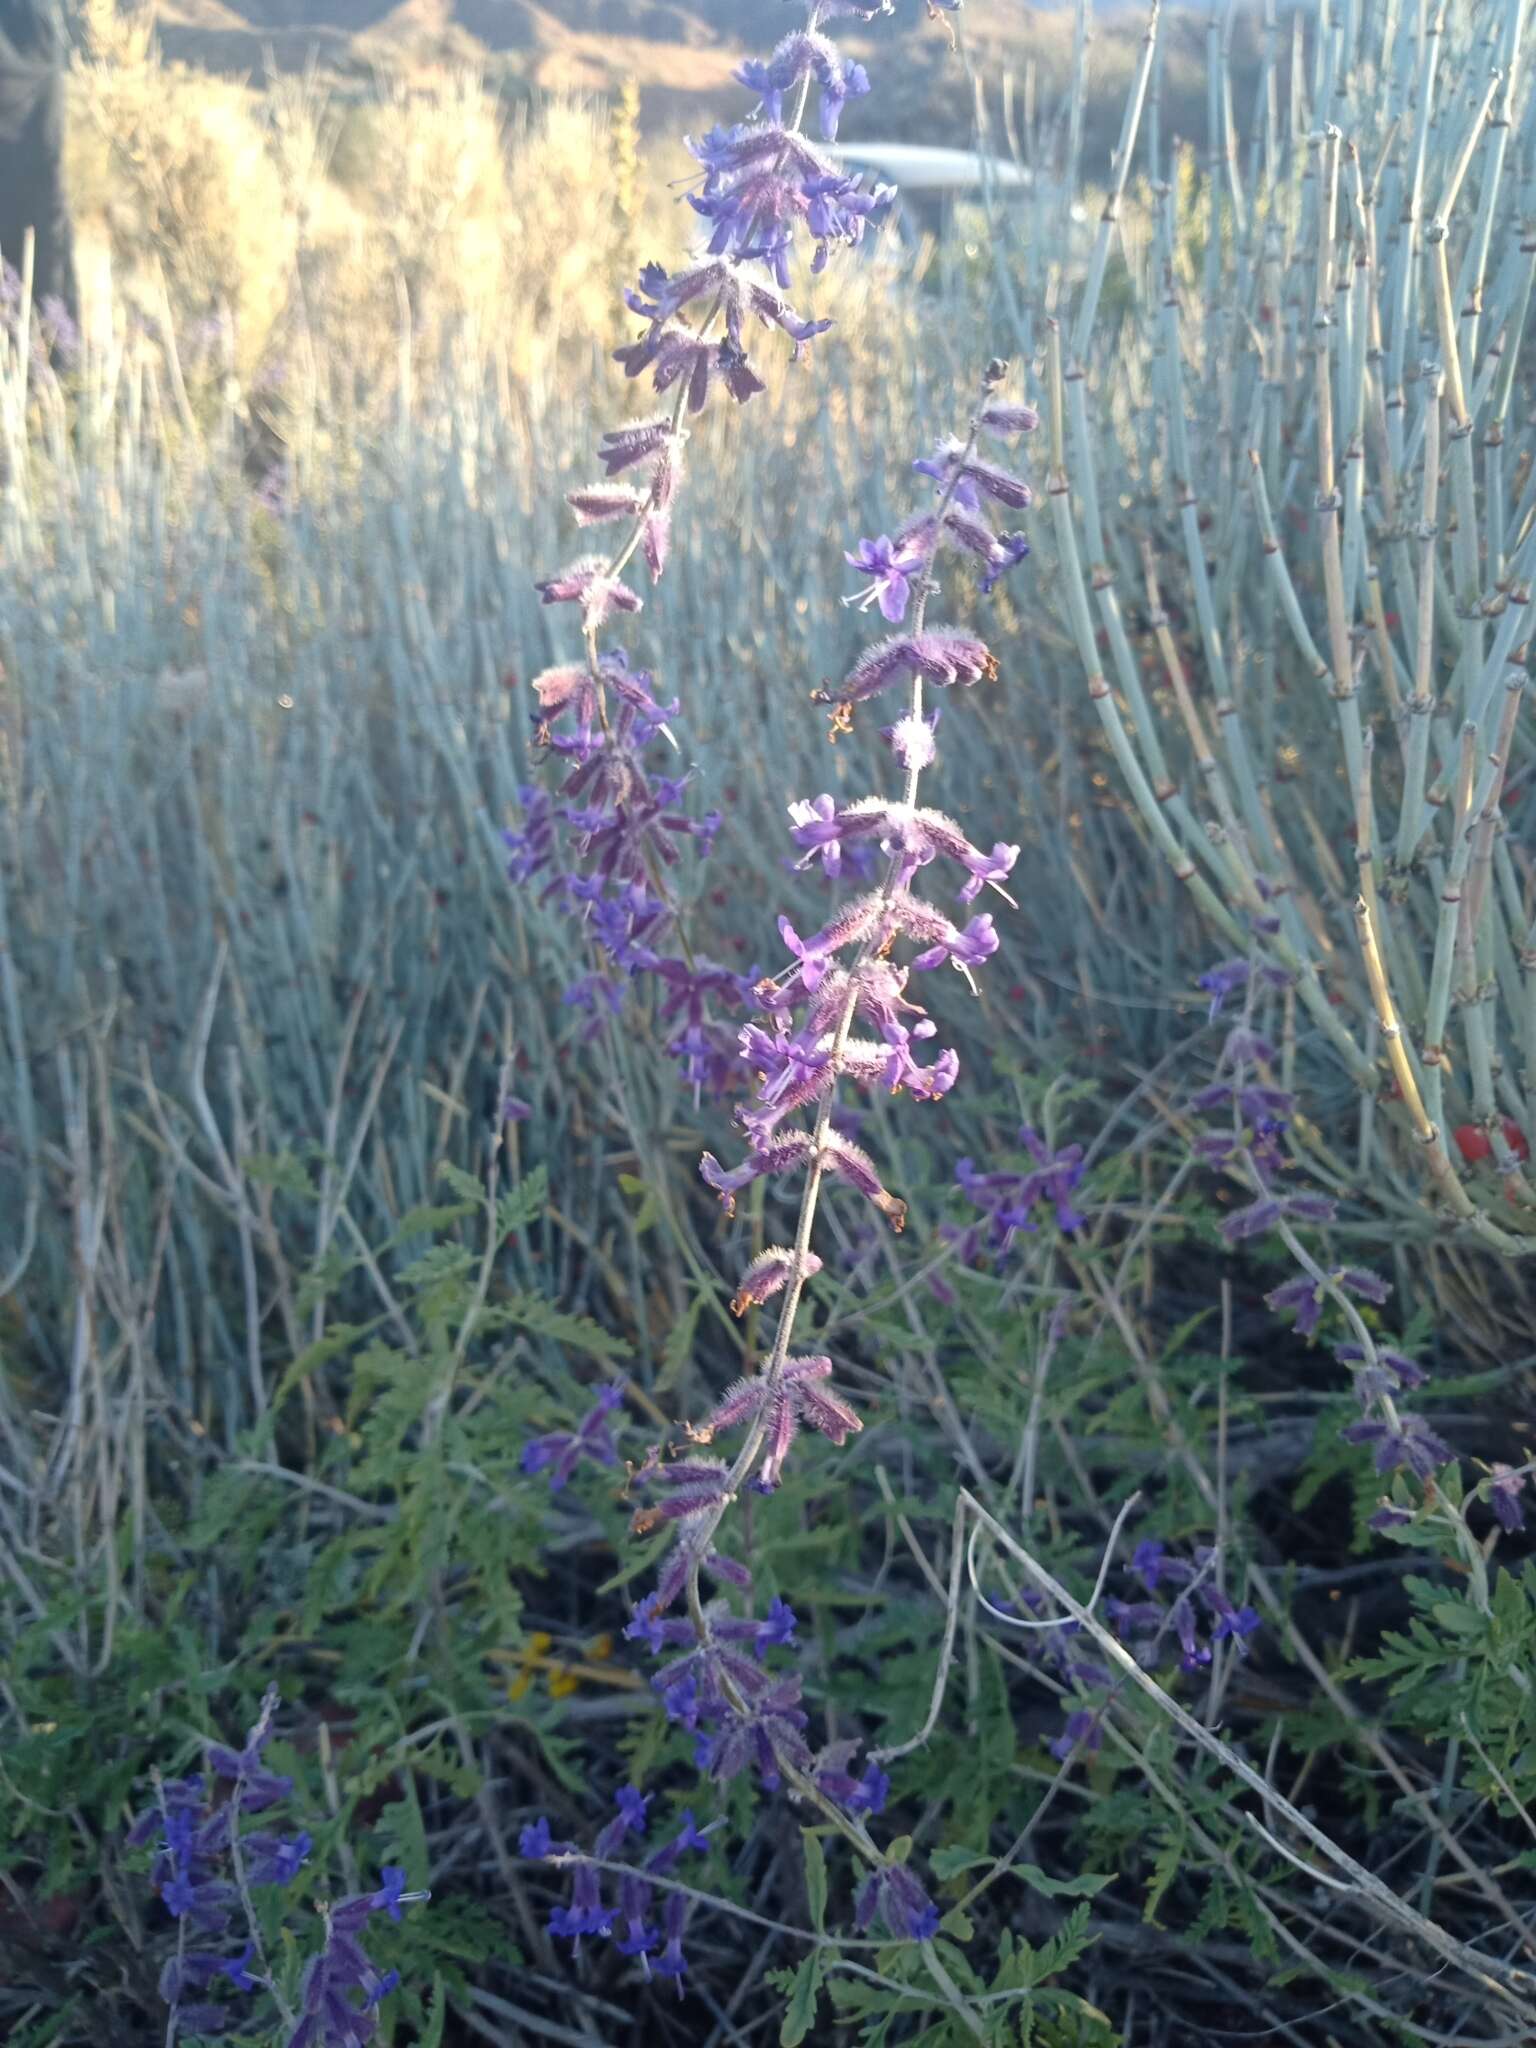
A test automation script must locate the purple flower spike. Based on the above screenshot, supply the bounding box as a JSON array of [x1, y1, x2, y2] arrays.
[[514, 30, 1035, 1946]]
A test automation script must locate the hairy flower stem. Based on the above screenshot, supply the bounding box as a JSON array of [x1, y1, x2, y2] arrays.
[[683, 394, 993, 1620]]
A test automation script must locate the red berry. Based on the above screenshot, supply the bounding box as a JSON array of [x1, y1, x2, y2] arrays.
[[1454, 1120, 1530, 1163]]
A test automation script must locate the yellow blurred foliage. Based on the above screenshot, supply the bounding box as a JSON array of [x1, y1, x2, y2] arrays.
[[61, 5, 690, 387]]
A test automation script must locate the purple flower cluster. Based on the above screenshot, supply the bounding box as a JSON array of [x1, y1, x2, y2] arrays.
[[946, 1125, 1088, 1260], [1009, 1541, 1260, 1768], [503, 650, 748, 1091], [511, 1, 904, 1095], [1122, 1540, 1260, 1672], [288, 1870, 427, 2048], [1189, 1021, 1300, 1193], [126, 1689, 422, 2043], [1183, 1000, 1456, 1516], [520, 1796, 717, 1990], [842, 421, 1035, 625]]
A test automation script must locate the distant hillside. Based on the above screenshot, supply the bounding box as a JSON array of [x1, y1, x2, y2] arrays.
[[139, 0, 1264, 173]]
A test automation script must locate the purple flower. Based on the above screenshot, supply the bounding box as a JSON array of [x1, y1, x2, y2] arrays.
[[851, 1762, 890, 1814], [754, 1596, 799, 1656], [1050, 1707, 1104, 1762], [521, 1382, 626, 1490], [371, 1866, 411, 1921], [915, 435, 1032, 510], [694, 1353, 862, 1487], [845, 533, 928, 622], [519, 1816, 577, 1859], [614, 320, 767, 412], [1369, 1499, 1415, 1531], [730, 1246, 821, 1316], [1105, 1596, 1163, 1636], [977, 400, 1040, 435], [1202, 1588, 1260, 1650], [535, 555, 643, 632], [736, 29, 871, 139], [1218, 1196, 1282, 1245], [1196, 958, 1251, 1019], [1341, 1413, 1453, 1479], [1170, 1593, 1212, 1673], [596, 416, 677, 475], [787, 792, 850, 874], [854, 1863, 941, 1943], [222, 1943, 257, 1994], [652, 1887, 691, 1990], [549, 1859, 612, 1943], [244, 1829, 311, 1887], [1130, 1539, 1191, 1595], [623, 1596, 667, 1655], [814, 628, 996, 716], [686, 122, 892, 277], [1488, 1464, 1527, 1534], [1334, 1343, 1427, 1387], [910, 910, 998, 975], [593, 1785, 653, 1860]]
